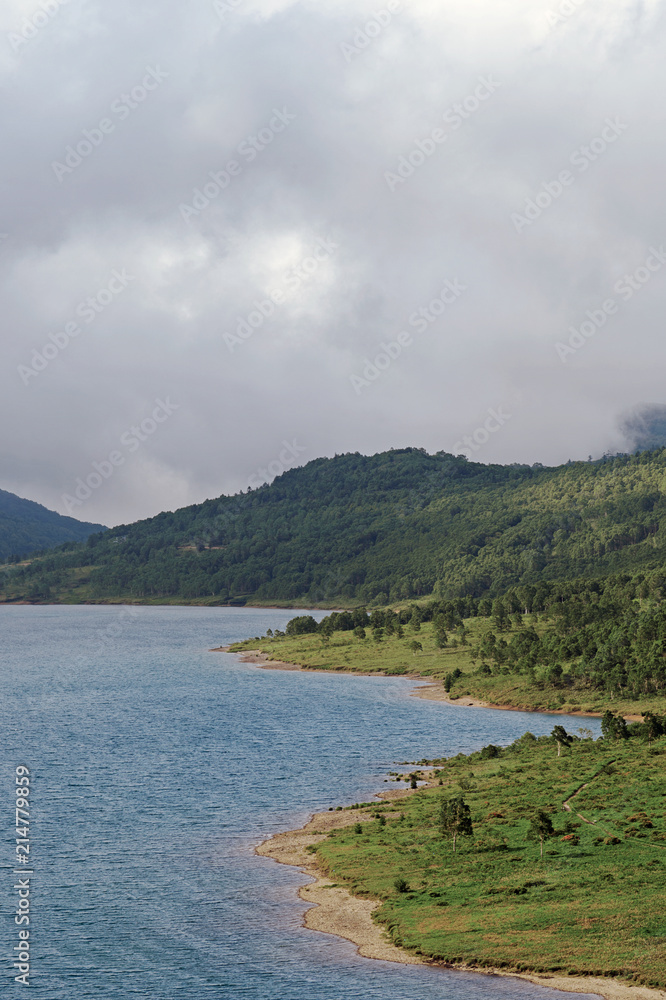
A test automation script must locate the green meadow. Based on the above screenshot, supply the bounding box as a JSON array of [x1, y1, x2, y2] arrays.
[[314, 736, 666, 986]]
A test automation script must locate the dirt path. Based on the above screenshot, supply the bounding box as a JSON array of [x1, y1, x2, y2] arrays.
[[561, 760, 666, 854], [562, 761, 616, 829]]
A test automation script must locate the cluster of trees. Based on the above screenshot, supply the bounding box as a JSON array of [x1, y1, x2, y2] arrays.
[[278, 570, 666, 700], [601, 710, 666, 741], [471, 574, 666, 700], [5, 446, 666, 605]]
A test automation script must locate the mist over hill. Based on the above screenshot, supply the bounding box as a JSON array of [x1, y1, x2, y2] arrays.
[[620, 404, 666, 453]]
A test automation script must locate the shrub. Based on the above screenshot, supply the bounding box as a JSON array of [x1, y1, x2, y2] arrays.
[[285, 615, 319, 635]]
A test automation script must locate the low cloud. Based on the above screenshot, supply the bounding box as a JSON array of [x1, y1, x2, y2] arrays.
[[1, 0, 665, 524]]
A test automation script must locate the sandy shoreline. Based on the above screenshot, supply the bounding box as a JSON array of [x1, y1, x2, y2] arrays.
[[216, 644, 664, 997], [257, 798, 666, 1000], [212, 647, 645, 722]]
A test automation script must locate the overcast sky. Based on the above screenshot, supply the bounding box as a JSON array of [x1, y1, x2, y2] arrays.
[[1, 0, 665, 527]]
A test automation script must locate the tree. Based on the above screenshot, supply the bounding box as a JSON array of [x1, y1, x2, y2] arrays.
[[286, 615, 319, 636], [444, 667, 462, 692], [643, 712, 664, 744], [435, 627, 448, 648], [601, 711, 629, 740], [601, 711, 614, 739], [409, 640, 423, 654], [440, 795, 473, 852], [551, 725, 574, 757], [528, 810, 554, 858], [492, 598, 508, 631]]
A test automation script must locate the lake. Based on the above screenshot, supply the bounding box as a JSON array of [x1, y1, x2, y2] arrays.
[[1, 605, 601, 999]]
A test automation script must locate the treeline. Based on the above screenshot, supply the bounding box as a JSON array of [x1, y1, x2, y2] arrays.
[[471, 575, 666, 700], [4, 446, 666, 604], [280, 570, 666, 701]]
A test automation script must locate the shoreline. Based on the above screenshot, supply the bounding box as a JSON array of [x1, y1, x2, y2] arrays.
[[214, 648, 644, 722], [229, 645, 663, 997], [257, 796, 665, 1000]]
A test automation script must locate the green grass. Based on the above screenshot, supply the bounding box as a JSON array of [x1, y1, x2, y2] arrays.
[[229, 618, 666, 718], [314, 737, 666, 986]]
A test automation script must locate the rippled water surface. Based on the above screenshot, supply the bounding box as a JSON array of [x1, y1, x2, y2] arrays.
[[1, 606, 601, 999]]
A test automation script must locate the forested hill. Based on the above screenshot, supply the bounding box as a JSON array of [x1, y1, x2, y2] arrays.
[[0, 488, 106, 562], [3, 447, 666, 604]]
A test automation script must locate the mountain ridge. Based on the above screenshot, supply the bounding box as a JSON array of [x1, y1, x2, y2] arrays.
[[0, 487, 106, 562], [2, 446, 666, 604]]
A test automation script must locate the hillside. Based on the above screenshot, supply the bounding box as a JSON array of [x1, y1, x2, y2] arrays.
[[0, 488, 106, 563], [2, 447, 666, 604]]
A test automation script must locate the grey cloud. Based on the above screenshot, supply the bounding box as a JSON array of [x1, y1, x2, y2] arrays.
[[1, 0, 665, 524]]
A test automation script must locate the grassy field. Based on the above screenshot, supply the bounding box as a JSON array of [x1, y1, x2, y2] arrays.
[[312, 736, 666, 986], [229, 618, 666, 719]]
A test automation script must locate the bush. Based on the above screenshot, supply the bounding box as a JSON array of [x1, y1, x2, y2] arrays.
[[394, 877, 410, 893], [285, 615, 319, 636]]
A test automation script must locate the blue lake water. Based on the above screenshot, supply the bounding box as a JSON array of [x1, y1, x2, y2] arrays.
[[1, 605, 601, 999]]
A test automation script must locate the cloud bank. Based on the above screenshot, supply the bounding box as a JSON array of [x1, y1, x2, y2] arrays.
[[1, 0, 665, 524]]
